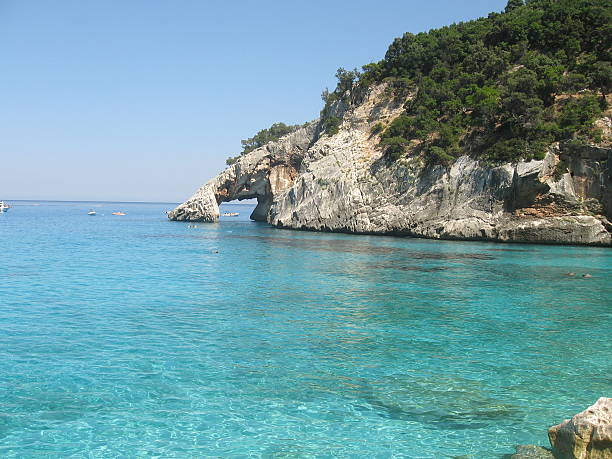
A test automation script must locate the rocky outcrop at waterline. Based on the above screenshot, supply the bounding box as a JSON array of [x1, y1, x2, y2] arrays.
[[168, 122, 317, 223], [168, 83, 611, 246], [503, 399, 612, 458], [548, 397, 612, 459]]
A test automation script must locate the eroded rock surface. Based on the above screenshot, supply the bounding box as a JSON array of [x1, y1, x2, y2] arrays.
[[168, 83, 611, 246], [167, 123, 317, 222], [548, 397, 612, 459]]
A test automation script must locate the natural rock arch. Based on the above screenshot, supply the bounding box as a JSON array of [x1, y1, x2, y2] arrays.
[[167, 122, 317, 222]]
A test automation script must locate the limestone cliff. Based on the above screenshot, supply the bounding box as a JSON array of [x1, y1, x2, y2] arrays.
[[167, 122, 317, 223], [168, 83, 612, 246]]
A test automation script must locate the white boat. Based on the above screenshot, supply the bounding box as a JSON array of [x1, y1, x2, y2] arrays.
[[87, 209, 97, 216], [0, 201, 10, 212], [222, 212, 240, 217]]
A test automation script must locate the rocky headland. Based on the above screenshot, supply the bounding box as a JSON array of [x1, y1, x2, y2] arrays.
[[168, 83, 611, 246], [169, 0, 611, 247]]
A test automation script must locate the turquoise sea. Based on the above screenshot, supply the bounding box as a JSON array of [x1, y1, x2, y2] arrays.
[[0, 201, 610, 458]]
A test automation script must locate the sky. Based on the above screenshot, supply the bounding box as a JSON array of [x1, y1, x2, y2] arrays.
[[0, 0, 507, 202]]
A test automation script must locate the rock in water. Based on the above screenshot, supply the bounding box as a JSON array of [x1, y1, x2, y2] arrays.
[[167, 122, 317, 223], [548, 397, 612, 459]]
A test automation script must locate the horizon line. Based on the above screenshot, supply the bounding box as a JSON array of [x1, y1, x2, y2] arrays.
[[4, 199, 257, 205], [4, 199, 180, 204]]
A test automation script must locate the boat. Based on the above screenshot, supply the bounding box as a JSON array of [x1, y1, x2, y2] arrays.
[[87, 209, 96, 216], [0, 201, 10, 212], [111, 212, 126, 216], [222, 212, 240, 217]]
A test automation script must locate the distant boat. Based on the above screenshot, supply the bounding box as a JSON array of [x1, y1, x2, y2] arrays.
[[111, 212, 126, 216], [87, 209, 96, 216], [222, 212, 239, 217], [0, 201, 10, 212]]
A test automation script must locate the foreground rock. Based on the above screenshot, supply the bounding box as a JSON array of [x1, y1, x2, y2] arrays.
[[548, 397, 612, 458], [169, 83, 611, 246]]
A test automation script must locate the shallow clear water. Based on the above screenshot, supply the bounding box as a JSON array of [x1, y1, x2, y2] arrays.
[[0, 201, 610, 458]]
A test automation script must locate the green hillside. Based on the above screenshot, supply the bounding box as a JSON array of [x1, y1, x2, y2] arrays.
[[324, 0, 611, 164]]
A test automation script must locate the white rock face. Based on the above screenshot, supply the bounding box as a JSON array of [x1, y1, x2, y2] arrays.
[[167, 123, 317, 222], [169, 83, 612, 246]]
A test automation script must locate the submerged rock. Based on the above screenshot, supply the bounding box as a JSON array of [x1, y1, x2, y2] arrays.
[[548, 397, 612, 459], [508, 444, 554, 458], [169, 83, 611, 246]]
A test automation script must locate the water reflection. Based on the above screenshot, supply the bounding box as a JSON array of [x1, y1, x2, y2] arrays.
[[228, 233, 496, 261]]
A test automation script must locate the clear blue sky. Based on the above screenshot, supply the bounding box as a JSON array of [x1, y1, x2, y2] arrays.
[[0, 0, 507, 202]]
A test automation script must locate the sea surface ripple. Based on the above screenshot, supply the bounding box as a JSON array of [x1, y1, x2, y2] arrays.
[[1, 201, 610, 458]]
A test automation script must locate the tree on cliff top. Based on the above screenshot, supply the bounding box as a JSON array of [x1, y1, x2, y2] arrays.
[[240, 122, 301, 154], [226, 122, 303, 165], [504, 0, 524, 13]]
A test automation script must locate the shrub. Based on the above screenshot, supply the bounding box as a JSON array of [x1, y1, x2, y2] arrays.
[[427, 146, 454, 164], [370, 122, 385, 135], [381, 136, 409, 160], [225, 122, 303, 165], [323, 117, 341, 136], [558, 95, 603, 139], [225, 155, 239, 166], [241, 122, 301, 154]]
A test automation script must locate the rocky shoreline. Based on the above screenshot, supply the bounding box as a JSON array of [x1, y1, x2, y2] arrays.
[[508, 398, 612, 459], [169, 83, 611, 247]]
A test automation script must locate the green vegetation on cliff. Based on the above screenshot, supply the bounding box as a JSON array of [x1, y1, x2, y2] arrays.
[[324, 0, 611, 163], [226, 122, 303, 165]]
